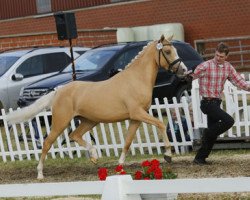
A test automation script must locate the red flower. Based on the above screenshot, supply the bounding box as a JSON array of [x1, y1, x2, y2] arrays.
[[115, 165, 123, 173], [120, 170, 126, 175], [98, 168, 108, 181], [150, 159, 160, 167], [154, 168, 163, 179], [97, 159, 177, 181], [149, 164, 159, 171], [141, 160, 151, 167], [134, 171, 143, 180], [146, 167, 153, 174]]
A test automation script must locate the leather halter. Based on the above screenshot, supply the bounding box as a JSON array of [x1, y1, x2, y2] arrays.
[[157, 42, 182, 73]]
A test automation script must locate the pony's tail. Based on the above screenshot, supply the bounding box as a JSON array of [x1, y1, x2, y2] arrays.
[[4, 91, 56, 124]]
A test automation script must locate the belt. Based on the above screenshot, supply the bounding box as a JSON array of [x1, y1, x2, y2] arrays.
[[202, 97, 221, 101]]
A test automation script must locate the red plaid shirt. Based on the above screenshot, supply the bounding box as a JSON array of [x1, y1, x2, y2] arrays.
[[192, 58, 250, 98]]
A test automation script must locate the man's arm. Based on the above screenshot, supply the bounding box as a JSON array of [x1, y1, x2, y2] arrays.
[[183, 62, 207, 81], [229, 66, 250, 91]]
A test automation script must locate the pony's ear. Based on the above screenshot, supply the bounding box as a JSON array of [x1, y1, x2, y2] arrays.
[[159, 34, 165, 43], [166, 34, 174, 41]]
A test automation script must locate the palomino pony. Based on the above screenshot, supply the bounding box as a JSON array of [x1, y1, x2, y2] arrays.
[[5, 35, 187, 179]]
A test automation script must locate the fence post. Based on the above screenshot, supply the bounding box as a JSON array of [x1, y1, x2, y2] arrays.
[[101, 175, 141, 200]]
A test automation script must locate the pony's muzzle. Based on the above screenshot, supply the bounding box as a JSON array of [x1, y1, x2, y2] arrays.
[[175, 62, 188, 78]]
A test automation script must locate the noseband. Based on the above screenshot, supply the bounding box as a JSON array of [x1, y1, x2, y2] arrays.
[[157, 42, 182, 73]]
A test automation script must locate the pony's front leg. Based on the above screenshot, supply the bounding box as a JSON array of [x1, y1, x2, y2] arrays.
[[149, 119, 172, 163], [131, 109, 172, 163], [71, 136, 98, 164], [161, 127, 172, 163], [119, 120, 141, 164], [69, 119, 98, 164]]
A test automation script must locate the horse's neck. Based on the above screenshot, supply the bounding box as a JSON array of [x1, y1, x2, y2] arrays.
[[127, 43, 158, 88]]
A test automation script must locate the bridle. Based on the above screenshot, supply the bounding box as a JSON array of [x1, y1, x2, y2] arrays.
[[157, 42, 182, 73]]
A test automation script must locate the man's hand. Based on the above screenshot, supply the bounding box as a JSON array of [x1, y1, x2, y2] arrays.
[[184, 70, 193, 76], [182, 70, 193, 82]]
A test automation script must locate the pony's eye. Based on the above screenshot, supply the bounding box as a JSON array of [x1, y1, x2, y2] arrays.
[[165, 50, 171, 55]]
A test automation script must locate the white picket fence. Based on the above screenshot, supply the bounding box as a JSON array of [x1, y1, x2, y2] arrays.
[[0, 78, 250, 162]]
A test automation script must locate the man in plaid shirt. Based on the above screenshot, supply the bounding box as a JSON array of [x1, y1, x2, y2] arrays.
[[186, 42, 250, 165]]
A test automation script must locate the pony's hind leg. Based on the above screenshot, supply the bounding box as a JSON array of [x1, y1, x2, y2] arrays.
[[69, 118, 98, 164], [119, 120, 141, 164], [37, 105, 74, 180], [37, 128, 68, 180], [131, 108, 172, 163]]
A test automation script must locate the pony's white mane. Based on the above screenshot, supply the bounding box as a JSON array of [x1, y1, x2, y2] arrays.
[[125, 41, 155, 69]]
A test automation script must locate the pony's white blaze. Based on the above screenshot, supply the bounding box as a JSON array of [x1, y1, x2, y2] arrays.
[[173, 47, 188, 75], [4, 35, 185, 179]]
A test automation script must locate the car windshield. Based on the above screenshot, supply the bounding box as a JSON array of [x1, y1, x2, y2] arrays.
[[0, 56, 20, 76], [63, 49, 117, 72]]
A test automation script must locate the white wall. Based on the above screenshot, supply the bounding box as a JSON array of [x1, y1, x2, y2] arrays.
[[117, 23, 184, 42]]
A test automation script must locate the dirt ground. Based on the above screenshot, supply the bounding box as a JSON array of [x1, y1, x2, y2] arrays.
[[0, 150, 250, 199]]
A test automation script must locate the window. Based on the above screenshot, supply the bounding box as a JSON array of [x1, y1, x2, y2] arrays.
[[36, 0, 51, 14], [43, 52, 71, 73], [16, 53, 71, 78], [17, 55, 44, 78], [75, 51, 88, 56], [64, 49, 116, 72], [113, 47, 142, 70], [0, 56, 19, 76]]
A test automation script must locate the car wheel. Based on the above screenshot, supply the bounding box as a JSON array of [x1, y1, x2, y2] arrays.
[[175, 84, 192, 103]]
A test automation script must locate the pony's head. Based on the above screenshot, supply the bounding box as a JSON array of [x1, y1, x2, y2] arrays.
[[156, 35, 187, 77]]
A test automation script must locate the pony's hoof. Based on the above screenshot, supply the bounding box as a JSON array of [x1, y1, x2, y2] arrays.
[[118, 152, 126, 165], [89, 147, 98, 158], [90, 157, 97, 164], [37, 174, 44, 180], [118, 158, 124, 165], [164, 155, 172, 163], [118, 161, 124, 165]]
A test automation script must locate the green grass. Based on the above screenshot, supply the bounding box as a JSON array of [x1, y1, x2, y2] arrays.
[[0, 149, 249, 172]]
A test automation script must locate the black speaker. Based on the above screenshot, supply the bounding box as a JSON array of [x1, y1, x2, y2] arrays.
[[54, 12, 78, 40]]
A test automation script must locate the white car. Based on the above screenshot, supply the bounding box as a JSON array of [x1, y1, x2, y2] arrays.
[[0, 46, 89, 111]]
